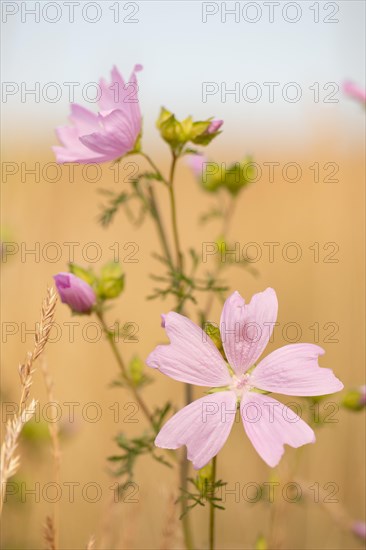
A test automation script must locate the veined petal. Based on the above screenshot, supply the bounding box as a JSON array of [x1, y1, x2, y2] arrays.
[[146, 312, 232, 387], [53, 126, 109, 164], [155, 392, 237, 469], [251, 344, 344, 396], [220, 289, 278, 376], [240, 393, 315, 467], [79, 110, 135, 157], [69, 103, 99, 133], [98, 65, 142, 138]]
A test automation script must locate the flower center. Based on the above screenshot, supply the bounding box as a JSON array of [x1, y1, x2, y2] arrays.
[[230, 373, 252, 398]]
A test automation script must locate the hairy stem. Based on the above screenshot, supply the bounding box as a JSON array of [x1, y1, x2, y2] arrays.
[[96, 310, 153, 425], [146, 183, 174, 269], [166, 152, 194, 549], [202, 196, 236, 321], [168, 153, 184, 275]]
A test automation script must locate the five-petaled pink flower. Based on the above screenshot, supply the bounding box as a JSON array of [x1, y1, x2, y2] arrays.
[[147, 288, 343, 469], [53, 65, 143, 164]]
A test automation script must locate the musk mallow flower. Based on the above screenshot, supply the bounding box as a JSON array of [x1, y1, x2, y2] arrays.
[[343, 81, 366, 104], [54, 272, 96, 313], [53, 65, 142, 164], [146, 288, 343, 469]]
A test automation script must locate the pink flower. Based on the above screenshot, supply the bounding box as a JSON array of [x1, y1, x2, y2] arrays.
[[53, 65, 143, 164], [147, 289, 343, 469], [343, 81, 366, 104], [186, 154, 208, 178], [54, 272, 96, 313], [352, 521, 366, 541], [207, 119, 223, 134], [361, 385, 366, 406]]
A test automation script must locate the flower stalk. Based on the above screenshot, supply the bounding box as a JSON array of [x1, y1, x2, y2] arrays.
[[95, 309, 153, 425]]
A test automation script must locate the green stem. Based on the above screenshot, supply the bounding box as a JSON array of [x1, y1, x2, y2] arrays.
[[202, 197, 236, 321], [209, 456, 217, 550], [138, 152, 174, 268], [140, 152, 169, 186], [166, 152, 195, 549], [168, 152, 184, 274], [146, 183, 174, 269], [96, 309, 153, 424]]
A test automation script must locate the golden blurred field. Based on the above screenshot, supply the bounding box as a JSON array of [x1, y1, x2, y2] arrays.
[[1, 113, 365, 550]]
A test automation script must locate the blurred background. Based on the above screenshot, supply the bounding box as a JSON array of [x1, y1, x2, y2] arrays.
[[1, 1, 365, 548]]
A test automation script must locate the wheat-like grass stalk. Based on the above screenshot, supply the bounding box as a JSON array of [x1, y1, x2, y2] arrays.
[[85, 535, 96, 549], [19, 287, 57, 410], [0, 287, 57, 517], [43, 515, 56, 550], [160, 492, 180, 550], [40, 356, 61, 550]]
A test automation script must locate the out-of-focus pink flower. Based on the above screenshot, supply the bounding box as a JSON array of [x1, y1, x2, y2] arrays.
[[343, 81, 366, 104], [360, 385, 366, 406], [207, 119, 223, 134], [53, 65, 143, 164], [54, 272, 96, 313], [352, 521, 366, 541], [186, 154, 207, 178], [147, 288, 343, 469]]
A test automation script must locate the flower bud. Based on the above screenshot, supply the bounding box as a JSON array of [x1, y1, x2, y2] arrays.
[[190, 119, 223, 146], [341, 386, 366, 411], [203, 322, 227, 360], [187, 155, 221, 193], [207, 119, 223, 134], [128, 356, 147, 387], [197, 463, 213, 493], [255, 535, 268, 550], [96, 261, 125, 300], [54, 272, 96, 314], [156, 108, 223, 152], [221, 157, 254, 196]]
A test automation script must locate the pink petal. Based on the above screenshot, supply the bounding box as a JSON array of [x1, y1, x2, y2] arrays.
[[343, 81, 366, 102], [69, 103, 99, 133], [220, 289, 278, 376], [146, 312, 232, 387], [79, 110, 135, 157], [155, 392, 237, 469], [187, 154, 207, 177], [251, 344, 343, 396], [240, 393, 315, 467], [98, 66, 142, 138], [53, 126, 109, 164]]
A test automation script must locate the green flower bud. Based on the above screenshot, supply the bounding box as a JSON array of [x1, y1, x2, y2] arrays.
[[190, 119, 223, 146], [156, 108, 223, 153], [128, 355, 146, 386], [197, 463, 213, 493], [68, 262, 96, 286], [341, 386, 366, 411], [203, 322, 226, 360], [97, 261, 125, 300], [156, 108, 186, 150], [221, 156, 254, 196], [22, 420, 50, 442], [255, 535, 268, 550]]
